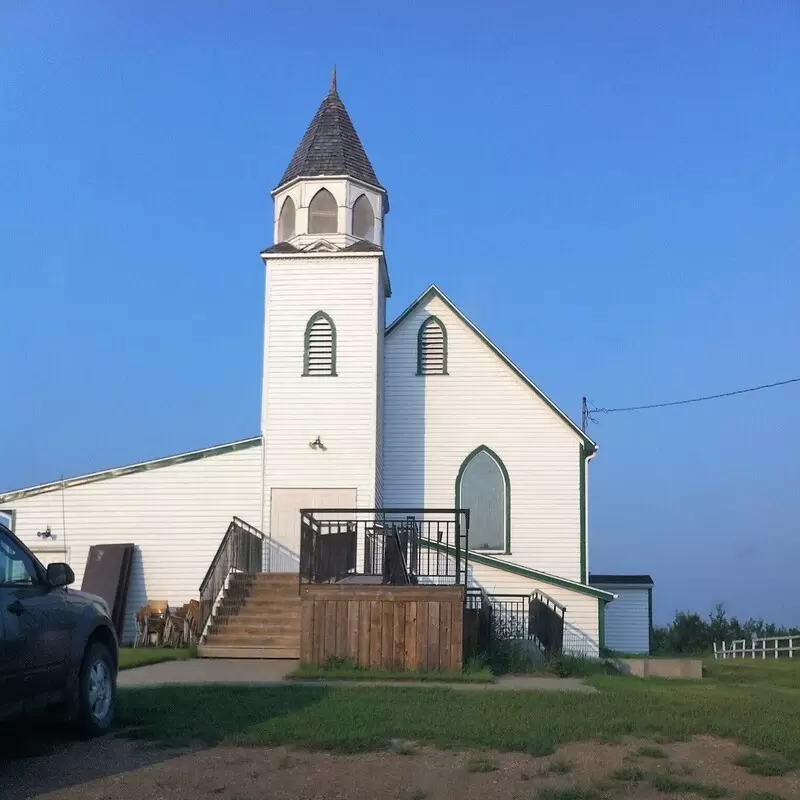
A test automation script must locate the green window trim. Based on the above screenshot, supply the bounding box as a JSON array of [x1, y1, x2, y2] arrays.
[[416, 315, 448, 375], [455, 444, 511, 555], [303, 311, 337, 377], [579, 444, 587, 583]]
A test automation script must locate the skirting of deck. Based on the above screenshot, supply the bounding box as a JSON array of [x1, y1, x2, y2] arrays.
[[300, 584, 465, 671]]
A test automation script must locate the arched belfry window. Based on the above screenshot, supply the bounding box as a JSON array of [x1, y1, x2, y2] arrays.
[[417, 316, 448, 375], [308, 189, 338, 234], [352, 194, 375, 241], [303, 311, 337, 376], [278, 196, 296, 241], [456, 446, 510, 552]]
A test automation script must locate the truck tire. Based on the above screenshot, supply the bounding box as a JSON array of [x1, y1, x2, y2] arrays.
[[76, 641, 116, 736]]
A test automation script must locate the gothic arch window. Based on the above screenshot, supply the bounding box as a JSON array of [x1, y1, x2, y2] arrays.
[[417, 316, 448, 375], [308, 188, 338, 234], [456, 446, 510, 552], [352, 194, 375, 241], [303, 311, 337, 376], [278, 196, 296, 241]]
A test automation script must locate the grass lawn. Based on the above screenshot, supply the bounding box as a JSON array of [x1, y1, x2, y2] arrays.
[[118, 647, 196, 671], [117, 669, 800, 761], [703, 657, 800, 689], [289, 660, 493, 683]]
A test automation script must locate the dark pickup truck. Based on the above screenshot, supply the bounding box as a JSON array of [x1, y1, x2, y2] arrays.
[[0, 521, 118, 735]]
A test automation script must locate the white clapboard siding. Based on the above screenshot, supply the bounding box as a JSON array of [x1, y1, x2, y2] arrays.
[[468, 560, 601, 657], [384, 292, 585, 582], [600, 588, 650, 654], [5, 441, 263, 644], [262, 255, 384, 545]]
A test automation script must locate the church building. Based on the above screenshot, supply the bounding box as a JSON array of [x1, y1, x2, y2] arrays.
[[1, 75, 617, 656]]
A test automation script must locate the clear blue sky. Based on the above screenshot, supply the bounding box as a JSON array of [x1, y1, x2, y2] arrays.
[[2, 3, 798, 624]]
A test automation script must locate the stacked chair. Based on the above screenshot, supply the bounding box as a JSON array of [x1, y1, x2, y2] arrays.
[[132, 599, 200, 648]]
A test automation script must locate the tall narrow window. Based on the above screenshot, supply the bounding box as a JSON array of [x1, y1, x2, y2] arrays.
[[417, 316, 448, 375], [352, 194, 375, 241], [308, 188, 338, 234], [278, 196, 296, 241], [457, 446, 510, 552], [303, 311, 337, 376]]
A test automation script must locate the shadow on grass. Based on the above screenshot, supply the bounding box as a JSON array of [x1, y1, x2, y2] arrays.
[[0, 685, 325, 800], [117, 684, 329, 748]]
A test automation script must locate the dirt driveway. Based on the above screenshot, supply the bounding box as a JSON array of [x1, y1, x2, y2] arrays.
[[3, 733, 798, 800]]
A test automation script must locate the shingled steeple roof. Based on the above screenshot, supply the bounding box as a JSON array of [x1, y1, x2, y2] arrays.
[[276, 69, 383, 191]]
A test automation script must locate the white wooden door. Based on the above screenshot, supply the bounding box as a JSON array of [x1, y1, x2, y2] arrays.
[[270, 488, 357, 558]]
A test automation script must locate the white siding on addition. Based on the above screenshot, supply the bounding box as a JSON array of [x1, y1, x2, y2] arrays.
[[383, 291, 586, 582], [3, 441, 263, 644], [261, 254, 382, 554], [467, 559, 601, 657], [599, 587, 651, 654]]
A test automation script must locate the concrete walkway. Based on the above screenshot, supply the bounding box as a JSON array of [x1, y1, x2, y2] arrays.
[[118, 659, 596, 693]]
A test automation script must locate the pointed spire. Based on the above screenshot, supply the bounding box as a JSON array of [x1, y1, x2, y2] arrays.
[[276, 72, 383, 191]]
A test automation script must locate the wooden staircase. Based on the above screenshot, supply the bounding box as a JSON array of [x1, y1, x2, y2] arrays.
[[198, 572, 301, 659]]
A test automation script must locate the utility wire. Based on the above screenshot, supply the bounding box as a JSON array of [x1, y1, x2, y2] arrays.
[[589, 377, 800, 417]]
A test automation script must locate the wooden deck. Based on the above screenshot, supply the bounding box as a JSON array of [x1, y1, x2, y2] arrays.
[[300, 584, 465, 671]]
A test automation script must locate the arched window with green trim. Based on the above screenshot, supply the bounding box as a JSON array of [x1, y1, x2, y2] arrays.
[[456, 445, 510, 552], [303, 311, 337, 376], [417, 316, 448, 375]]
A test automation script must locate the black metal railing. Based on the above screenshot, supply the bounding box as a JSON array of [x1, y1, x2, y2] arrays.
[[464, 588, 566, 656], [488, 594, 532, 641], [299, 508, 470, 586], [198, 517, 265, 634], [529, 589, 566, 653]]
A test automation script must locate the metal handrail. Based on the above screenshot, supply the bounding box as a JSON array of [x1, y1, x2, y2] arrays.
[[198, 517, 265, 634]]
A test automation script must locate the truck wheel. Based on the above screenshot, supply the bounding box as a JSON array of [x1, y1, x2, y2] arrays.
[[76, 642, 116, 736]]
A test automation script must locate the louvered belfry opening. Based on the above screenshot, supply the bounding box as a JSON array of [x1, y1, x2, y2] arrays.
[[304, 312, 336, 376], [417, 317, 447, 375]]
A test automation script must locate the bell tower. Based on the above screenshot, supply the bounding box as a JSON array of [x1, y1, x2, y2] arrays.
[[259, 72, 390, 560]]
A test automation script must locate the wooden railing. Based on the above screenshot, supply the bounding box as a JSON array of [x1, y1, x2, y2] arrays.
[[714, 635, 800, 659]]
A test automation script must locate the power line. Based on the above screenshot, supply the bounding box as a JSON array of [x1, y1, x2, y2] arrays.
[[583, 376, 800, 428]]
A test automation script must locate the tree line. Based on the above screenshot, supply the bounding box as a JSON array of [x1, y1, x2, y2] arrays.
[[652, 604, 800, 655]]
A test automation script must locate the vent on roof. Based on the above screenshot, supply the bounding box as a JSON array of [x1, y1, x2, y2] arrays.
[[417, 316, 448, 375], [303, 312, 337, 376]]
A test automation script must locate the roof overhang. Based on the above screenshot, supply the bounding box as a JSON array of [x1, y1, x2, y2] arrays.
[[0, 436, 262, 504]]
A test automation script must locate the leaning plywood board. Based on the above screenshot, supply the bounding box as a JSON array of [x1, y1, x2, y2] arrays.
[[81, 543, 135, 639]]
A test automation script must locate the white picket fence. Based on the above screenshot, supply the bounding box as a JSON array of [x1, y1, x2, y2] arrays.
[[714, 635, 800, 659]]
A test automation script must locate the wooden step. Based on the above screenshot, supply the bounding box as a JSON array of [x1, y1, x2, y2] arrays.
[[224, 598, 301, 610], [209, 621, 300, 636], [206, 634, 300, 648], [225, 586, 299, 597], [229, 573, 298, 586], [198, 644, 299, 659]]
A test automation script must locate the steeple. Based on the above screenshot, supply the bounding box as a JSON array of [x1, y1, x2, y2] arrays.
[[276, 73, 383, 191]]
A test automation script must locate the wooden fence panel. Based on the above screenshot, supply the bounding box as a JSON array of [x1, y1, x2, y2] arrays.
[[300, 585, 465, 671]]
